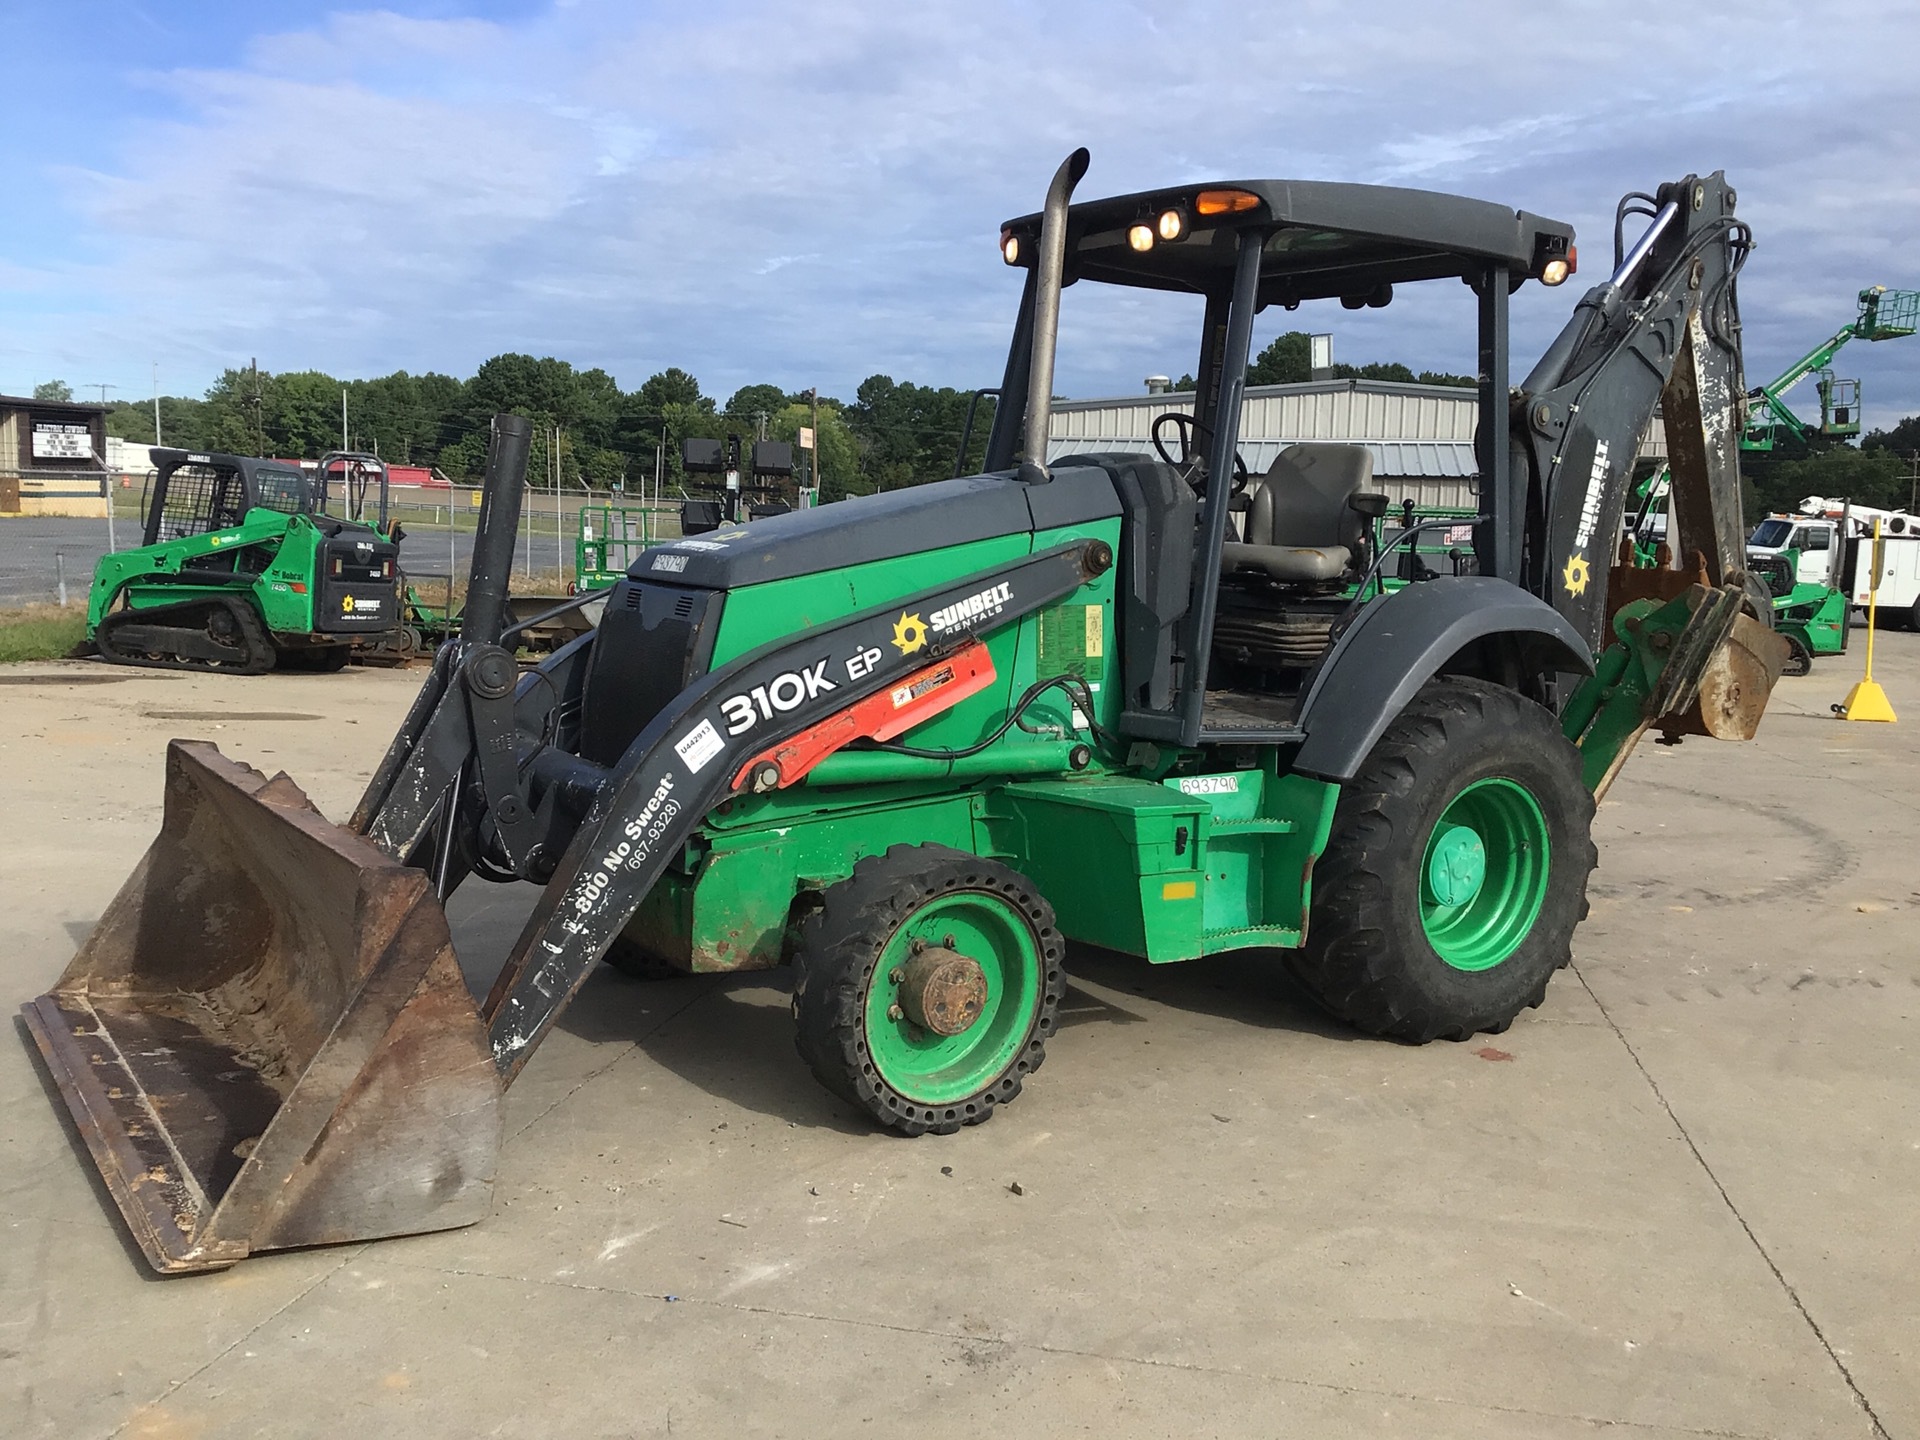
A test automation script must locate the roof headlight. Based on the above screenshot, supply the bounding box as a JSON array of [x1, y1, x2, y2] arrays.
[[1001, 230, 1021, 265], [1127, 223, 1156, 253], [1157, 207, 1187, 242]]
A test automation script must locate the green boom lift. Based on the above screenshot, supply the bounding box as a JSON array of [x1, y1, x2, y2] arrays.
[[1745, 286, 1919, 451], [28, 155, 1789, 1274], [87, 449, 404, 672]]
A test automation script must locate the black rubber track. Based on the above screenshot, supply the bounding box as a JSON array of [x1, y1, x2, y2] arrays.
[[97, 594, 277, 675], [1288, 676, 1596, 1044], [791, 844, 1065, 1137]]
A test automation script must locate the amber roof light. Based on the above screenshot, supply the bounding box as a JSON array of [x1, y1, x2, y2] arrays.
[[1194, 189, 1260, 216]]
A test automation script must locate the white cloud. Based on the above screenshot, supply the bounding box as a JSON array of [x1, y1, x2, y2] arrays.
[[7, 0, 1920, 428]]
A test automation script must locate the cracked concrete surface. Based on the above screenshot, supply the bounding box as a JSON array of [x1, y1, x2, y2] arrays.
[[1, 641, 1914, 1439]]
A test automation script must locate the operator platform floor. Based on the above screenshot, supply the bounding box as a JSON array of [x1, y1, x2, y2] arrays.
[[1, 642, 1915, 1439]]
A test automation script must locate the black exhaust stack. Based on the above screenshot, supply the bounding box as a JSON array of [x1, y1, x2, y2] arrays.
[[1018, 148, 1090, 484]]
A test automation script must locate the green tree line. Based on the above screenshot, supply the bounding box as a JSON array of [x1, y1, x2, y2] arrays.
[[83, 346, 1920, 513], [97, 358, 1006, 502]]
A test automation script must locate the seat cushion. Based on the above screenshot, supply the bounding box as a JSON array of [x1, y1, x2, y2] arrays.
[[1221, 541, 1352, 583]]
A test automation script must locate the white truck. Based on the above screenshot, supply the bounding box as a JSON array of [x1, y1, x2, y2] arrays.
[[1747, 496, 1920, 627]]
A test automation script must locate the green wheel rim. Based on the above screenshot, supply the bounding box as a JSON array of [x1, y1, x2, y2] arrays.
[[1419, 777, 1550, 972], [864, 891, 1040, 1105]]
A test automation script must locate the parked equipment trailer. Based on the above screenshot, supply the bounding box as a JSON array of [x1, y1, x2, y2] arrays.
[[25, 153, 1785, 1273]]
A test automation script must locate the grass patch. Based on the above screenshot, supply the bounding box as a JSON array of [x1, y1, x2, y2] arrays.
[[0, 604, 90, 663]]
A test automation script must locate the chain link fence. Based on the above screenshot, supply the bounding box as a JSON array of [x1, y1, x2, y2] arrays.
[[0, 468, 128, 610], [0, 472, 681, 614]]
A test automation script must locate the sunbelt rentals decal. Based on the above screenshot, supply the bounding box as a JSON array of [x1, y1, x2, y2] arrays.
[[930, 581, 1012, 636], [1562, 438, 1609, 598]]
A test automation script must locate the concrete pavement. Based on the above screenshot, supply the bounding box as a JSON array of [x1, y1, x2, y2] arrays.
[[1, 642, 1914, 1438]]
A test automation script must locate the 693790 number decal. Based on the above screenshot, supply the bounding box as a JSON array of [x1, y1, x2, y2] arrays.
[[719, 660, 838, 736]]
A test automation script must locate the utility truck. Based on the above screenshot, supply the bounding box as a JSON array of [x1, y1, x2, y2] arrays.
[[1747, 497, 1920, 662]]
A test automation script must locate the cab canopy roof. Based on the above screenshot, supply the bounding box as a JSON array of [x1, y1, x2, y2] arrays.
[[1001, 179, 1575, 308]]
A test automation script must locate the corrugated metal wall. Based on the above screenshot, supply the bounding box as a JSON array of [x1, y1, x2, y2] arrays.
[[1049, 379, 1666, 513]]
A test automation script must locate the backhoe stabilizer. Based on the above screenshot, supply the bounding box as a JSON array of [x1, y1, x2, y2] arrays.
[[21, 741, 501, 1273]]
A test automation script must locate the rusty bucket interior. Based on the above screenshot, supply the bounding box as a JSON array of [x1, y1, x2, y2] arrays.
[[21, 740, 501, 1274]]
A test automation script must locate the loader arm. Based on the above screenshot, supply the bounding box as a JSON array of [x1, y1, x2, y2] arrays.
[[481, 539, 1111, 1078]]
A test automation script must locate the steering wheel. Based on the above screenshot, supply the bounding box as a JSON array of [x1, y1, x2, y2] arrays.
[[1151, 412, 1250, 496]]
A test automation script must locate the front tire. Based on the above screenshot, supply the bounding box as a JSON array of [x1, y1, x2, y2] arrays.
[[792, 845, 1064, 1136], [1289, 677, 1596, 1043]]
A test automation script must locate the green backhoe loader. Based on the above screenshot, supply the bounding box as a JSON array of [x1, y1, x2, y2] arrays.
[[27, 153, 1787, 1274]]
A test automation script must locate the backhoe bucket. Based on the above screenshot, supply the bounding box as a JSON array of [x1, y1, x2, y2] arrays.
[[1649, 585, 1792, 742], [1673, 607, 1788, 741], [21, 739, 500, 1274]]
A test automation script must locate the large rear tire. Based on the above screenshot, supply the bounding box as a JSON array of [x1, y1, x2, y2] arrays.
[[1289, 677, 1595, 1043], [792, 845, 1064, 1136]]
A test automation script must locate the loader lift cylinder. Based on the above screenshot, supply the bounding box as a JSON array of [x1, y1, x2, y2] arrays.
[[460, 414, 533, 648]]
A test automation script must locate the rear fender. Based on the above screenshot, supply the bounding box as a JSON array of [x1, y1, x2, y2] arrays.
[[1292, 577, 1592, 781]]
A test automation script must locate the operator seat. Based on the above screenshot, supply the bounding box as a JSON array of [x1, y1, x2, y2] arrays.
[[1221, 443, 1377, 584]]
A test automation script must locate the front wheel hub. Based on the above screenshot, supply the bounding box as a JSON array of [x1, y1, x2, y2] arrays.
[[897, 947, 987, 1036], [1419, 776, 1550, 973], [1423, 823, 1486, 907]]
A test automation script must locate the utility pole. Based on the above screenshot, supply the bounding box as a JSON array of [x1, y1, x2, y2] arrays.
[[87, 382, 117, 404], [341, 389, 349, 451], [152, 362, 163, 447], [249, 358, 265, 457], [809, 387, 821, 500]]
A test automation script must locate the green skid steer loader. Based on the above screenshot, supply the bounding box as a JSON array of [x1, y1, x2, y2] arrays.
[[27, 152, 1787, 1273], [87, 448, 405, 672]]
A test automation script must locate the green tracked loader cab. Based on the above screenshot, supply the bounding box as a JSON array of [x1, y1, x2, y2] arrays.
[[87, 448, 404, 672]]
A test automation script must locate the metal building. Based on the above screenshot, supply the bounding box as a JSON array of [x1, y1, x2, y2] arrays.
[[1049, 378, 1667, 511]]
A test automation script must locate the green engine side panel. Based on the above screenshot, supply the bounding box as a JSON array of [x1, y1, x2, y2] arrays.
[[708, 520, 1122, 774], [707, 534, 1035, 665]]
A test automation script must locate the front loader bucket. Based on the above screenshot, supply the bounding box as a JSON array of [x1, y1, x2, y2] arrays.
[[21, 740, 500, 1274]]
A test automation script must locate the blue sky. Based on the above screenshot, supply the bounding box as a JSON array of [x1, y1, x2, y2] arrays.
[[5, 0, 1919, 428]]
